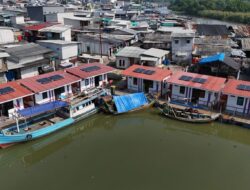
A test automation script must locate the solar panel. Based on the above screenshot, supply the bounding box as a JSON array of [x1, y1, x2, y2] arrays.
[[37, 78, 51, 84], [179, 75, 192, 81], [133, 68, 145, 73], [81, 66, 101, 72], [143, 70, 155, 75], [0, 87, 14, 95], [237, 84, 250, 91], [192, 78, 207, 84], [50, 75, 64, 81]]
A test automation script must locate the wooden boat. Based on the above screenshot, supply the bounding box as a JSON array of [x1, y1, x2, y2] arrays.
[[101, 92, 156, 115], [0, 101, 74, 148], [158, 103, 220, 123]]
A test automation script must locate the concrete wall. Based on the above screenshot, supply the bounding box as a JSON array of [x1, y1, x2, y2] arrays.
[[61, 29, 71, 41], [226, 95, 250, 115], [116, 56, 130, 69], [43, 6, 65, 15], [46, 12, 73, 24], [64, 18, 81, 29], [171, 37, 194, 63], [80, 74, 108, 91], [79, 40, 112, 56], [27, 6, 44, 21]]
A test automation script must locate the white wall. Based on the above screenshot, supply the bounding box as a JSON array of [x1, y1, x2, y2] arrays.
[[226, 95, 249, 114], [80, 74, 108, 91], [79, 41, 112, 56], [61, 45, 78, 59], [21, 66, 39, 78], [116, 56, 130, 69], [61, 29, 71, 41]]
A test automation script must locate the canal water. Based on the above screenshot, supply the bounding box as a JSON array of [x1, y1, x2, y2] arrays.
[[1, 109, 250, 190]]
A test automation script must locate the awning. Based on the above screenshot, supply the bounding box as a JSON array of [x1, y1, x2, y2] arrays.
[[113, 92, 148, 114], [199, 53, 225, 64], [17, 101, 68, 117]]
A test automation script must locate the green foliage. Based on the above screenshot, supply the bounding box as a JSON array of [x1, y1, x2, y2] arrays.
[[169, 0, 250, 23]]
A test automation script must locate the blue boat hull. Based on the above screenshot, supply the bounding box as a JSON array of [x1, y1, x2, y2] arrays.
[[0, 118, 75, 146]]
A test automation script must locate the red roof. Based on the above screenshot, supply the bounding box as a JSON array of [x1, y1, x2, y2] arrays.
[[24, 23, 57, 31], [0, 82, 33, 104], [19, 71, 80, 93], [66, 63, 115, 79], [121, 65, 172, 82], [223, 79, 250, 97], [167, 71, 226, 92]]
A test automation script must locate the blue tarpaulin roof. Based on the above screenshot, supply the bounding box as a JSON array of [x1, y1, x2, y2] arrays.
[[199, 53, 225, 64], [18, 101, 68, 117], [113, 92, 148, 114]]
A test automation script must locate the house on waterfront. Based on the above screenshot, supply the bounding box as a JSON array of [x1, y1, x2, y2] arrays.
[[19, 70, 81, 105], [167, 71, 226, 108], [5, 43, 54, 81], [121, 65, 172, 95], [37, 40, 79, 69], [115, 46, 145, 69], [0, 81, 34, 118], [222, 79, 250, 116], [66, 63, 114, 91]]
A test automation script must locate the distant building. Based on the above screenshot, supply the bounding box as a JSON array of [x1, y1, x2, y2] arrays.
[[27, 5, 65, 22], [196, 24, 231, 39]]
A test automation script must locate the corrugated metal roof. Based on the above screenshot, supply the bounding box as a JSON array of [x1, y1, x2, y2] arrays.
[[121, 65, 172, 82], [167, 71, 226, 92], [0, 82, 33, 104], [39, 24, 71, 33], [141, 48, 169, 58], [6, 43, 52, 59], [116, 46, 145, 58], [66, 63, 115, 79], [19, 70, 80, 93]]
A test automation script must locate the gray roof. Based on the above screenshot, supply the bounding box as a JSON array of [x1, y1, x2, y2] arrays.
[[6, 43, 52, 59], [116, 46, 145, 58], [141, 48, 169, 58]]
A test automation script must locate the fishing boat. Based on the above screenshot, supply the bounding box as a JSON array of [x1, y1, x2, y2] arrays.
[[158, 103, 220, 123], [101, 92, 156, 115], [0, 101, 74, 148]]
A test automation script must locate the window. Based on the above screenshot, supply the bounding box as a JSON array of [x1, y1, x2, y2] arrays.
[[133, 78, 138, 85], [179, 86, 185, 94], [85, 79, 89, 86], [119, 60, 122, 66], [186, 39, 190, 44], [99, 75, 102, 80], [237, 97, 244, 106], [42, 92, 48, 99], [199, 90, 205, 98], [122, 60, 125, 66], [175, 40, 179, 44]]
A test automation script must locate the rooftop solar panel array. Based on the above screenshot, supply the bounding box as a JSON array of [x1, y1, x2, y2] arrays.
[[237, 84, 250, 91], [81, 66, 101, 72], [37, 74, 64, 84], [133, 68, 155, 75], [179, 75, 207, 84], [0, 87, 14, 95]]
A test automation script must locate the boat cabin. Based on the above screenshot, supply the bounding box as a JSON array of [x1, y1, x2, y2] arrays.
[[0, 82, 34, 118], [121, 65, 172, 96], [19, 70, 81, 104], [66, 63, 114, 92], [167, 71, 226, 108], [222, 79, 250, 116]]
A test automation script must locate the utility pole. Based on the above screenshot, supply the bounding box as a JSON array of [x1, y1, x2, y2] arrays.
[[99, 18, 103, 58]]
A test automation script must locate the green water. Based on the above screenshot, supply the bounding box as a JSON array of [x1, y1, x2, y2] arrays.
[[1, 109, 250, 190]]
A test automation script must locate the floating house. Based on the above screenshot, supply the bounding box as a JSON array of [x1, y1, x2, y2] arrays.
[[222, 79, 250, 116], [0, 81, 34, 118], [19, 70, 81, 104], [167, 71, 226, 108], [66, 63, 114, 91], [121, 65, 172, 95]]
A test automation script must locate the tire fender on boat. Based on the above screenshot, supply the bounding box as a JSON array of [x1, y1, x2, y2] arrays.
[[26, 134, 32, 141]]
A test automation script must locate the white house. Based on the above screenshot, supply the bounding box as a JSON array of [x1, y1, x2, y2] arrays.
[[37, 40, 79, 68], [140, 48, 169, 67], [222, 79, 250, 116], [115, 46, 145, 69], [122, 65, 172, 95], [66, 63, 115, 91], [39, 24, 72, 41], [19, 70, 81, 105], [167, 71, 226, 108]]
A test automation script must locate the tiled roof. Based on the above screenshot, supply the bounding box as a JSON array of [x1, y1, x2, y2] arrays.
[[19, 70, 80, 93], [223, 79, 250, 98], [121, 65, 172, 82], [167, 71, 226, 92], [66, 63, 115, 79], [0, 82, 33, 103]]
